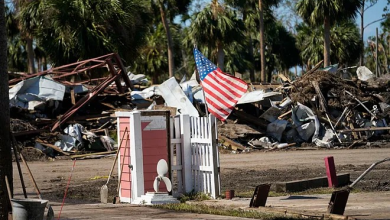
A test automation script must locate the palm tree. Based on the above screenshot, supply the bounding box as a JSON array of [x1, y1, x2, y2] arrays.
[[19, 0, 152, 66], [132, 24, 169, 83], [225, 0, 257, 81], [296, 0, 362, 67], [225, 0, 279, 82], [5, 4, 27, 72], [186, 1, 245, 71], [265, 21, 301, 76], [296, 20, 362, 69], [0, 1, 12, 218], [153, 0, 191, 78], [259, 0, 280, 82]]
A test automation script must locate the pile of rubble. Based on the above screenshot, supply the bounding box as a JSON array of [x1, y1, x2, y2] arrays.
[[10, 53, 390, 158], [9, 54, 146, 159], [221, 66, 390, 151]]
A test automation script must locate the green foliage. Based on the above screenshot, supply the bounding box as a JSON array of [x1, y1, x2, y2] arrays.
[[296, 0, 362, 26], [19, 0, 152, 66], [297, 20, 362, 66], [131, 24, 169, 83], [185, 3, 245, 67], [178, 191, 211, 203]]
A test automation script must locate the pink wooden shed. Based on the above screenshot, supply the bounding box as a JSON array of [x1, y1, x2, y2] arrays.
[[115, 111, 170, 203]]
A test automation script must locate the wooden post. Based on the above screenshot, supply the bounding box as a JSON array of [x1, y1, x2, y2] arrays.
[[209, 115, 220, 198], [325, 156, 338, 187]]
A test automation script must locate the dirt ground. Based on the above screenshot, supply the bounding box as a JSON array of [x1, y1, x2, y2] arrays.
[[12, 148, 390, 202], [10, 148, 390, 219]]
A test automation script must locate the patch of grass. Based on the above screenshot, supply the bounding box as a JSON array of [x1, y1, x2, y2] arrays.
[[155, 203, 303, 220], [178, 191, 211, 203]]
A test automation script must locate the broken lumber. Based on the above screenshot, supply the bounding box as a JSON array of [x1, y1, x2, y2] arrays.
[[71, 151, 116, 159], [35, 139, 70, 156], [338, 126, 390, 133], [218, 135, 246, 151], [277, 110, 292, 120], [305, 60, 323, 75], [311, 81, 328, 113]]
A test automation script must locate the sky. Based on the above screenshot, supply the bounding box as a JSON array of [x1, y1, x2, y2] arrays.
[[356, 0, 388, 41]]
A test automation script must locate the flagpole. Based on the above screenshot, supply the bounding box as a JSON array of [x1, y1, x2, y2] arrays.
[[193, 45, 210, 118], [195, 69, 209, 118]]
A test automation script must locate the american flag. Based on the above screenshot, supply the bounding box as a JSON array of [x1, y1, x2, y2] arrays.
[[193, 48, 248, 121]]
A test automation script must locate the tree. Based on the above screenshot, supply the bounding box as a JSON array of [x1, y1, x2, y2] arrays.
[[225, 0, 258, 81], [186, 1, 245, 71], [5, 4, 27, 72], [265, 21, 301, 76], [19, 0, 152, 66], [258, 0, 280, 82], [152, 0, 191, 78], [357, 0, 378, 66], [296, 20, 362, 69], [297, 0, 362, 67], [0, 0, 12, 218], [132, 23, 182, 83]]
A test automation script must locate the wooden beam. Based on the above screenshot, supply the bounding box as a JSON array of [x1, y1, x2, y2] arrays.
[[35, 139, 70, 156], [338, 126, 390, 133], [218, 135, 245, 151]]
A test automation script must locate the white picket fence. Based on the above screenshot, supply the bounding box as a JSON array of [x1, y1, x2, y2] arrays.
[[170, 114, 220, 199]]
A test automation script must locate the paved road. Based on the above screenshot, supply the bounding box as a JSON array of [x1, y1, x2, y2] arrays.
[[51, 202, 249, 220]]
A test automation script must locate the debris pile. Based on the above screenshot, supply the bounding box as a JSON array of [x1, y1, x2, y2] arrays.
[[10, 53, 390, 158], [222, 67, 390, 151], [9, 54, 145, 159]]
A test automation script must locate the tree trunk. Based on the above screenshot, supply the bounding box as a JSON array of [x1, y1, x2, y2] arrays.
[[43, 56, 47, 70], [243, 10, 255, 82], [159, 0, 174, 78], [323, 16, 331, 67], [267, 68, 272, 83], [295, 66, 298, 78], [248, 38, 255, 82], [380, 42, 390, 74], [259, 0, 266, 82], [37, 57, 41, 72], [359, 3, 364, 66], [217, 42, 225, 71], [0, 1, 12, 218], [26, 37, 35, 73]]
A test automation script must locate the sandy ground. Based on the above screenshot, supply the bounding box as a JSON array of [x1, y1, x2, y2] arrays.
[[10, 148, 390, 219]]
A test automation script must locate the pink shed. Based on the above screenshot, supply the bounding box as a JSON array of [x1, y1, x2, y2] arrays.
[[115, 111, 170, 203]]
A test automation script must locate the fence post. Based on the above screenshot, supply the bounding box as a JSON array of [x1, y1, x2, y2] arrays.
[[209, 115, 220, 198], [180, 114, 193, 193], [325, 156, 338, 188]]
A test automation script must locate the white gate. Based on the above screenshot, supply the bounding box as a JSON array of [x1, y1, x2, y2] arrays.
[[170, 115, 220, 199]]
